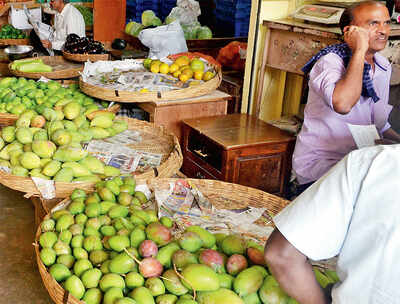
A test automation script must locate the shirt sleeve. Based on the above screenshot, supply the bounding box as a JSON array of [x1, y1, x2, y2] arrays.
[[274, 150, 364, 261], [374, 64, 392, 134], [308, 53, 346, 110]]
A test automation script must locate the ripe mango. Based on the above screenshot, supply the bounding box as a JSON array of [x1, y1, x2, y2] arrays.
[[161, 269, 189, 296], [181, 264, 219, 291], [129, 286, 155, 304], [146, 222, 172, 246], [80, 155, 105, 174], [109, 252, 136, 274], [54, 167, 74, 182], [199, 249, 225, 273], [178, 232, 202, 253], [221, 235, 246, 255], [197, 288, 244, 304], [234, 266, 265, 297], [64, 275, 85, 300], [226, 254, 248, 275]]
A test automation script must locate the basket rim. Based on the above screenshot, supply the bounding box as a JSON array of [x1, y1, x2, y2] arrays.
[[62, 51, 110, 63]]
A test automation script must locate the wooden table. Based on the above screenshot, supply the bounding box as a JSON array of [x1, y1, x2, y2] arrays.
[[181, 114, 295, 197], [137, 90, 231, 143], [254, 18, 400, 117]]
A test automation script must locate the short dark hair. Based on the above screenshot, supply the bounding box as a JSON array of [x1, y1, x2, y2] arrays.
[[339, 1, 386, 34]]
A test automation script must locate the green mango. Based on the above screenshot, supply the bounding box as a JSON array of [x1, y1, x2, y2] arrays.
[[162, 269, 188, 296], [49, 263, 71, 282], [54, 167, 74, 182], [156, 242, 180, 268], [90, 115, 113, 128], [108, 205, 129, 219], [125, 272, 145, 289], [145, 277, 165, 297], [90, 127, 110, 139], [79, 127, 93, 142], [99, 273, 126, 292], [181, 264, 219, 291], [82, 288, 102, 304], [112, 120, 128, 134], [129, 286, 155, 304], [40, 248, 57, 266], [64, 275, 85, 300], [62, 161, 92, 177], [217, 273, 234, 289], [33, 129, 48, 141], [15, 127, 33, 144], [19, 152, 40, 169], [73, 175, 101, 182], [51, 129, 72, 146], [2, 126, 16, 142], [43, 108, 58, 121], [221, 235, 246, 255], [69, 130, 84, 143], [258, 276, 289, 304], [73, 115, 88, 128], [243, 293, 261, 304], [109, 252, 136, 274], [39, 231, 58, 248], [156, 294, 178, 304], [53, 145, 88, 162], [104, 287, 124, 304], [64, 102, 82, 120], [42, 160, 61, 177], [79, 155, 105, 174], [108, 235, 130, 252], [104, 165, 121, 177], [32, 140, 56, 158], [233, 266, 265, 297], [197, 288, 244, 304], [47, 120, 64, 137], [9, 149, 22, 166], [81, 268, 103, 288], [83, 235, 103, 252]]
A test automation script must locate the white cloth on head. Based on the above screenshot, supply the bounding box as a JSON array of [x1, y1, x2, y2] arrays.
[[50, 3, 85, 51], [274, 144, 400, 303]]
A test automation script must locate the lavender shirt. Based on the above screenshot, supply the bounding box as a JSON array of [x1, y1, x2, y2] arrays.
[[293, 52, 392, 185]]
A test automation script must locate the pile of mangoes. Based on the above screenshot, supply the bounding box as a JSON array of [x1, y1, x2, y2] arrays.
[[37, 181, 340, 304], [0, 95, 128, 181], [0, 77, 110, 115]]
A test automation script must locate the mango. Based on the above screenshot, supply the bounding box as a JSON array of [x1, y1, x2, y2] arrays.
[[243, 293, 261, 304], [120, 184, 135, 195], [88, 111, 115, 121], [90, 115, 113, 128], [145, 277, 165, 296], [74, 115, 88, 128], [42, 160, 61, 177], [181, 264, 219, 291], [146, 222, 172, 246], [39, 231, 58, 248], [198, 249, 225, 273], [104, 287, 124, 304], [156, 242, 180, 268], [258, 276, 289, 304], [74, 248, 88, 260], [59, 230, 73, 244], [234, 266, 265, 297], [112, 120, 128, 134], [56, 213, 74, 232], [79, 127, 94, 142], [71, 234, 84, 248], [156, 294, 178, 304], [73, 175, 101, 183], [129, 286, 155, 304], [74, 258, 93, 277], [85, 203, 101, 218], [43, 108, 58, 121], [52, 129, 72, 146], [178, 232, 202, 253], [47, 120, 64, 136], [62, 161, 92, 177], [99, 273, 126, 292], [109, 235, 130, 252], [40, 248, 57, 266], [49, 263, 71, 282], [90, 127, 111, 139], [33, 129, 48, 141], [64, 275, 85, 300], [64, 102, 82, 120], [9, 149, 22, 166], [104, 165, 120, 177], [100, 201, 116, 215], [139, 257, 163, 278], [134, 191, 148, 204], [57, 254, 74, 269], [99, 187, 116, 202], [217, 273, 234, 289], [160, 217, 173, 228], [247, 247, 266, 266], [54, 167, 74, 182], [83, 235, 103, 252], [11, 165, 28, 176], [226, 254, 248, 275], [172, 250, 198, 271], [101, 260, 111, 274], [109, 252, 136, 274], [16, 127, 33, 144], [63, 120, 77, 131], [69, 130, 84, 143], [75, 213, 88, 225], [221, 235, 246, 255], [81, 268, 102, 288], [19, 151, 40, 169], [79, 155, 105, 174], [117, 192, 132, 206], [0, 160, 10, 167], [197, 288, 244, 304], [116, 298, 137, 304], [139, 240, 158, 258], [2, 126, 16, 142], [83, 288, 103, 304], [109, 205, 129, 219], [32, 140, 56, 158], [23, 143, 32, 152], [126, 272, 145, 289], [53, 145, 88, 162], [41, 218, 55, 232], [90, 250, 109, 264]]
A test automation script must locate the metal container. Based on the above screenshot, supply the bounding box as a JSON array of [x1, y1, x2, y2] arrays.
[[4, 45, 34, 61]]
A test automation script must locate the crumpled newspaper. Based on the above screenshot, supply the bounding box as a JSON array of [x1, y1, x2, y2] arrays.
[[81, 60, 144, 81]]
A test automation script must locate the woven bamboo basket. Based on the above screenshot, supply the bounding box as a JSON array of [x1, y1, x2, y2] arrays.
[[79, 52, 222, 103], [0, 38, 30, 46], [9, 56, 83, 79], [0, 117, 182, 198], [0, 104, 120, 127], [34, 178, 290, 304], [62, 51, 109, 63]]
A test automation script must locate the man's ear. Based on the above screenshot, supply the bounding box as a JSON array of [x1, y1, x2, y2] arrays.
[[343, 25, 350, 33]]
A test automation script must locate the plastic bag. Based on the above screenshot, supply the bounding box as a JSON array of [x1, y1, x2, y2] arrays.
[[138, 21, 188, 59], [9, 5, 41, 30], [166, 0, 201, 26]]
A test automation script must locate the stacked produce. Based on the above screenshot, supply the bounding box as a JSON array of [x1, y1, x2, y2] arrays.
[[10, 58, 53, 73], [0, 24, 27, 39], [143, 55, 216, 83], [125, 10, 212, 40], [0, 79, 128, 181], [0, 77, 110, 115], [37, 184, 340, 304], [64, 34, 107, 55], [74, 5, 93, 27]]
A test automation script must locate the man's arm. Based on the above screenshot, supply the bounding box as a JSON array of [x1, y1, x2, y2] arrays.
[[265, 229, 329, 304], [332, 26, 370, 114], [382, 128, 400, 143]]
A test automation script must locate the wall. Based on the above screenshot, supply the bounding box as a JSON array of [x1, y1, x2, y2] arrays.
[[242, 0, 305, 121]]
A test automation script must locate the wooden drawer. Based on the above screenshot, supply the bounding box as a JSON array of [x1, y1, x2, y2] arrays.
[[182, 156, 219, 180]]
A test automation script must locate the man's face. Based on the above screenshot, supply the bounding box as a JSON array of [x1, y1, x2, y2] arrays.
[[50, 0, 63, 12], [351, 4, 391, 53]]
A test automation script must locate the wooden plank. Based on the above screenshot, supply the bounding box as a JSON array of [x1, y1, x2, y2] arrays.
[[93, 0, 126, 43]]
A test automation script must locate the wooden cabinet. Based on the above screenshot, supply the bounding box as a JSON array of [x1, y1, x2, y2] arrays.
[[93, 0, 126, 43], [182, 114, 295, 197]]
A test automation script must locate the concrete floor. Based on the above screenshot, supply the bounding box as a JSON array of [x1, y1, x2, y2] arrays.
[[0, 185, 52, 304]]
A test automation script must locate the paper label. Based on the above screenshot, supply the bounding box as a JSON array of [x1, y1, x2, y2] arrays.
[[347, 124, 380, 148]]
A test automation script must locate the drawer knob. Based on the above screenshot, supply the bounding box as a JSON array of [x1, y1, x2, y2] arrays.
[[196, 171, 206, 179]]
